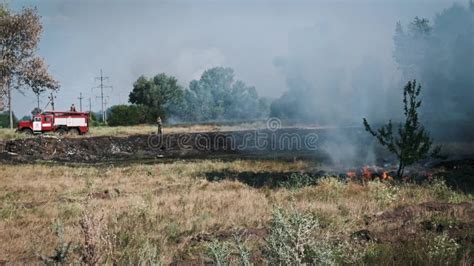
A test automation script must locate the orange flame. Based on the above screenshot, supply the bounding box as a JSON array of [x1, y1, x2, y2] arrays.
[[362, 166, 372, 180], [381, 171, 392, 180], [346, 171, 357, 178]]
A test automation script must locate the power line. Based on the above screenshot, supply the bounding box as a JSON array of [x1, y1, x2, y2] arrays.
[[47, 92, 56, 111], [103, 96, 110, 123], [78, 92, 84, 112], [92, 69, 112, 123]]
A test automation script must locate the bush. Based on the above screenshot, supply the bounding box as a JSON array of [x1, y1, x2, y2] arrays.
[[427, 233, 460, 263], [266, 206, 335, 265], [283, 173, 319, 189], [368, 181, 399, 206], [0, 111, 18, 128], [314, 177, 347, 202], [107, 104, 154, 126], [428, 179, 466, 203], [206, 239, 230, 266]]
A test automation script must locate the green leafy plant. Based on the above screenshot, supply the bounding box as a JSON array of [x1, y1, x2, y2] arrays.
[[206, 239, 230, 266], [233, 231, 251, 266], [427, 233, 460, 263], [283, 173, 319, 189], [266, 206, 326, 264], [363, 80, 440, 178]]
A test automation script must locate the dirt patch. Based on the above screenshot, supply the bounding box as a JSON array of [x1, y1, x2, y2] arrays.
[[191, 227, 268, 243], [88, 188, 121, 200], [0, 129, 336, 162], [0, 127, 373, 164]]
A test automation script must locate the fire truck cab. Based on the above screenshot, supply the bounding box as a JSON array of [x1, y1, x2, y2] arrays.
[[17, 111, 89, 135]]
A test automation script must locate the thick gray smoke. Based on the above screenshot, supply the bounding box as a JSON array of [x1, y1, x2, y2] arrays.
[[272, 2, 474, 128], [10, 0, 457, 119]]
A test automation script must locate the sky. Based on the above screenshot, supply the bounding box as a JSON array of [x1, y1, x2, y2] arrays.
[[8, 0, 462, 117]]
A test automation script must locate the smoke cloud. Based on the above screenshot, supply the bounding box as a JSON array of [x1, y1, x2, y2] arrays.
[[9, 0, 463, 124]]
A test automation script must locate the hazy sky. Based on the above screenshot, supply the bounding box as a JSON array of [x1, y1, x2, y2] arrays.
[[9, 0, 461, 117]]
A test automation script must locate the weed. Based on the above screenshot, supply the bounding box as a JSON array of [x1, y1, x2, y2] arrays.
[[429, 178, 466, 203], [266, 206, 322, 264], [283, 173, 318, 189], [314, 177, 346, 202], [334, 240, 369, 264], [79, 199, 105, 265], [206, 239, 230, 266], [59, 203, 82, 221], [0, 201, 21, 221], [136, 240, 162, 265], [427, 233, 460, 263], [39, 221, 73, 265], [233, 231, 251, 266], [368, 181, 399, 206]]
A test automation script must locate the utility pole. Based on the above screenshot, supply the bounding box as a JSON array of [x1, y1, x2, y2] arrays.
[[88, 97, 92, 113], [78, 92, 84, 112], [92, 69, 112, 123], [36, 93, 40, 109], [103, 96, 110, 123], [48, 92, 56, 111]]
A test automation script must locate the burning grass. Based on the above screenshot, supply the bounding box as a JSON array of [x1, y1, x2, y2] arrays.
[[0, 160, 473, 264]]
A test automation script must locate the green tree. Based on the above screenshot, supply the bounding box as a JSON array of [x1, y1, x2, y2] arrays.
[[0, 111, 17, 128], [107, 104, 153, 126], [183, 67, 269, 121], [363, 80, 440, 178], [0, 6, 59, 129], [393, 4, 474, 121], [129, 74, 184, 121]]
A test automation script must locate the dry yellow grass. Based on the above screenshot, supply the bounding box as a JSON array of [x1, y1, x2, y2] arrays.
[[0, 160, 472, 264], [0, 124, 219, 140], [88, 124, 222, 137], [0, 160, 308, 263], [0, 123, 258, 140]]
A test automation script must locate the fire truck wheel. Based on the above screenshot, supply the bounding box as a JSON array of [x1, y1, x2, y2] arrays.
[[21, 128, 33, 135], [68, 128, 80, 135], [55, 127, 67, 135]]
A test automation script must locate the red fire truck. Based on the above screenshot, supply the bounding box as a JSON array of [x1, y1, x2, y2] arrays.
[[17, 111, 90, 135]]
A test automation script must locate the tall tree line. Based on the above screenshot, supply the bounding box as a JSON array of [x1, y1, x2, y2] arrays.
[[108, 67, 269, 126]]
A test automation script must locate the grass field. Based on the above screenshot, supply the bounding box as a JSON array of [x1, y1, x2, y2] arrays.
[[0, 124, 220, 140], [1, 159, 472, 264], [0, 121, 273, 140]]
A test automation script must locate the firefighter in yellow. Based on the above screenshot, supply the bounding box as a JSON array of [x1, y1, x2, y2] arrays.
[[156, 116, 162, 135]]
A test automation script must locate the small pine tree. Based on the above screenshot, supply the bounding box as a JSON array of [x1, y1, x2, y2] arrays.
[[363, 80, 440, 178]]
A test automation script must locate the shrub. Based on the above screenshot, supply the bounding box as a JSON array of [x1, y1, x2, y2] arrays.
[[314, 177, 347, 202], [79, 200, 105, 265], [233, 232, 251, 266], [107, 104, 154, 126], [283, 173, 319, 189], [429, 178, 466, 203], [368, 181, 399, 206], [427, 233, 460, 263], [266, 206, 336, 264], [206, 239, 230, 266]]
